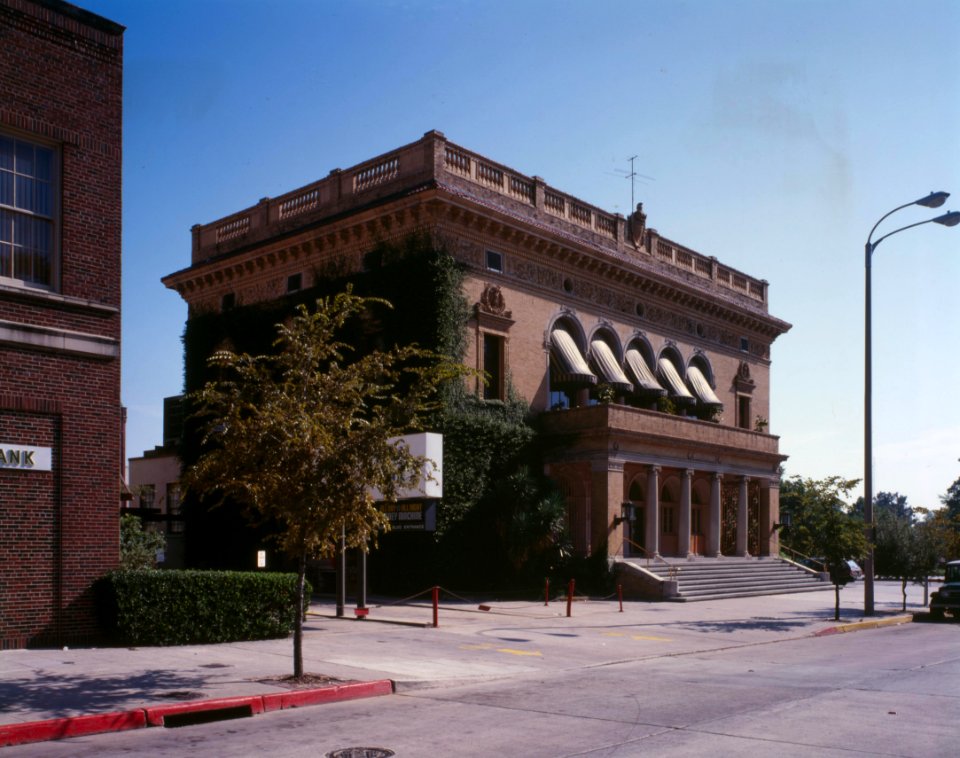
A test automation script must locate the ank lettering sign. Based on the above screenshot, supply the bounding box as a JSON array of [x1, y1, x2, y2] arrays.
[[0, 444, 53, 472]]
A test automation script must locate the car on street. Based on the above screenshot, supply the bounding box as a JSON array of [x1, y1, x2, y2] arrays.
[[929, 560, 960, 620]]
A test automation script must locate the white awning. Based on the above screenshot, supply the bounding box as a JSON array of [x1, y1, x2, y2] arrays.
[[657, 357, 695, 402], [625, 349, 666, 395], [590, 340, 633, 392], [687, 364, 722, 407], [550, 329, 597, 387]]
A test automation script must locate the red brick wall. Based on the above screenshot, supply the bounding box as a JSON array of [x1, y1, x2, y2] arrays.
[[0, 0, 123, 648]]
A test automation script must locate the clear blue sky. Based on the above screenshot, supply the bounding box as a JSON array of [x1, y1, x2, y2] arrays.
[[86, 0, 960, 509]]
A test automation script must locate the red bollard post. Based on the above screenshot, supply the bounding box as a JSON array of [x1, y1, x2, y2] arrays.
[[544, 577, 550, 606], [618, 584, 623, 612], [432, 585, 439, 628], [566, 579, 574, 618]]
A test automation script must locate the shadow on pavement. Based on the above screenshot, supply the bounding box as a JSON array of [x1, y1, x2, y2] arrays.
[[0, 668, 211, 719], [669, 618, 810, 634]]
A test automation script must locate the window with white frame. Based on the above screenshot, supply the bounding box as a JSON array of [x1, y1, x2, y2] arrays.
[[0, 133, 57, 288]]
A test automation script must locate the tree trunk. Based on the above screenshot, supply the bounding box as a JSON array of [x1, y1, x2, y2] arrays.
[[294, 549, 306, 679], [901, 578, 907, 612], [834, 582, 840, 621]]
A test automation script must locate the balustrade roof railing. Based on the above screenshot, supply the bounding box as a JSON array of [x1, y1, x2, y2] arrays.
[[190, 130, 767, 307]]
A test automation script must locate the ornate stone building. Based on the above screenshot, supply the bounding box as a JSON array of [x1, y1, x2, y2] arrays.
[[164, 131, 791, 586]]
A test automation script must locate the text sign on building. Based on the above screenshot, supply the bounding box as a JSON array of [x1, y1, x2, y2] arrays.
[[378, 500, 437, 532], [0, 444, 52, 472]]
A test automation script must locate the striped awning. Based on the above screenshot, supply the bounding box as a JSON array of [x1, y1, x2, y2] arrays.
[[625, 349, 666, 395], [590, 340, 633, 394], [687, 364, 723, 408], [550, 329, 597, 387], [657, 357, 695, 403]]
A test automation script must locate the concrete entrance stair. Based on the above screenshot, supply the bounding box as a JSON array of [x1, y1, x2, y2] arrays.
[[625, 557, 827, 601]]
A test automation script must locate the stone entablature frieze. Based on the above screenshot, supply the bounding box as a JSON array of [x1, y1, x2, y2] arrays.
[[174, 130, 776, 320]]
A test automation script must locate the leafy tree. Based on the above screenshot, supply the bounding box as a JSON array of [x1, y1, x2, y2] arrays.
[[935, 476, 960, 561], [181, 289, 468, 678], [942, 475, 960, 521], [852, 490, 912, 522], [874, 505, 941, 610], [119, 513, 166, 570], [780, 475, 869, 620]]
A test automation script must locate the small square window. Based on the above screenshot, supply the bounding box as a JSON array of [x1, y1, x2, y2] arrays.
[[740, 337, 750, 352], [485, 250, 503, 273], [221, 293, 235, 311], [287, 273, 302, 292]]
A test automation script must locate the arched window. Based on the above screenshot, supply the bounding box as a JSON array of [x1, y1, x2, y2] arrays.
[[588, 330, 632, 398], [687, 354, 723, 420], [657, 348, 695, 408], [624, 336, 666, 402], [548, 318, 595, 409]]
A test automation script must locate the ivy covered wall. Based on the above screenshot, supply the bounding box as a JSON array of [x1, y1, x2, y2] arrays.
[[180, 234, 568, 590]]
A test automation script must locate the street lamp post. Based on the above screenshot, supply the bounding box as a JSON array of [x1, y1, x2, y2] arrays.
[[864, 192, 960, 615]]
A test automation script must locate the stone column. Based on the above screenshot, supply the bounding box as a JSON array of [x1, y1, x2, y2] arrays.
[[592, 460, 625, 557], [679, 469, 693, 558], [709, 472, 722, 557], [736, 475, 750, 557], [759, 478, 781, 557], [645, 465, 660, 557]]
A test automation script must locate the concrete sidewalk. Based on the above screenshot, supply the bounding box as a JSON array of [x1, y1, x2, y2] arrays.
[[0, 580, 925, 748]]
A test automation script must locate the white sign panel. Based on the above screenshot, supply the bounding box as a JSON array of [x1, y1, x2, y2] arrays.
[[0, 444, 53, 472], [370, 432, 442, 501]]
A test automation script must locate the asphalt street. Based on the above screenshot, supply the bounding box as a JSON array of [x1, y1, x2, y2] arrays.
[[1, 579, 955, 756], [8, 621, 957, 757]]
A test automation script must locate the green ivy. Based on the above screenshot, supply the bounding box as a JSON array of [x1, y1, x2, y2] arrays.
[[180, 233, 567, 588]]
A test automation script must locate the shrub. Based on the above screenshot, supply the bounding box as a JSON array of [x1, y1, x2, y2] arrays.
[[119, 513, 165, 570], [97, 569, 311, 645]]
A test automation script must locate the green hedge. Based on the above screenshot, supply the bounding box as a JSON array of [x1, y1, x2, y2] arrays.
[[97, 570, 311, 646]]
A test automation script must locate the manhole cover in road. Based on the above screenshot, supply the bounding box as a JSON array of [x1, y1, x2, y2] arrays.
[[326, 749, 395, 758]]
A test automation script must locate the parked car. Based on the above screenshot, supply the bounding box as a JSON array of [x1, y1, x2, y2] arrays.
[[929, 560, 960, 620], [845, 560, 863, 581], [798, 557, 861, 582]]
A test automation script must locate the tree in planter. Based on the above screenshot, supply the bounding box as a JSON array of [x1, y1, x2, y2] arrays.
[[779, 475, 868, 620], [181, 289, 468, 679]]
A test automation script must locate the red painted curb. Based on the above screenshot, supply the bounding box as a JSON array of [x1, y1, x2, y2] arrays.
[[0, 680, 394, 746], [0, 709, 147, 748], [262, 680, 394, 712], [144, 694, 266, 727]]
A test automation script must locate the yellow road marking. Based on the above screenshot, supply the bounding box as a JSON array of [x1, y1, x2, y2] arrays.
[[602, 631, 671, 642], [459, 643, 542, 657]]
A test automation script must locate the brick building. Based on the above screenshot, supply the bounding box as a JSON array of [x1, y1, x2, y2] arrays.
[[164, 131, 792, 595], [0, 0, 123, 648], [126, 395, 186, 568]]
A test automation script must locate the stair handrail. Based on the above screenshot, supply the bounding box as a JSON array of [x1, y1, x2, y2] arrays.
[[622, 537, 680, 580], [779, 544, 825, 571]]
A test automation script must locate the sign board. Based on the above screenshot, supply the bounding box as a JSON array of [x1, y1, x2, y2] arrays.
[[378, 500, 437, 532], [0, 444, 52, 472], [370, 432, 442, 501]]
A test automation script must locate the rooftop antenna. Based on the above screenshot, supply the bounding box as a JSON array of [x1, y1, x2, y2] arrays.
[[606, 157, 654, 211], [627, 155, 638, 211]]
